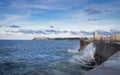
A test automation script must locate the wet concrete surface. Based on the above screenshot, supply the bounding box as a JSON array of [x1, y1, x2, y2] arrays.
[[83, 51, 120, 75]]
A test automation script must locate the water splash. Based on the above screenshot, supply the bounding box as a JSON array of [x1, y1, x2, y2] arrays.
[[67, 49, 79, 53], [68, 43, 95, 65]]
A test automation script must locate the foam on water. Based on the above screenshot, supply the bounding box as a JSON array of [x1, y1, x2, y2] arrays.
[[67, 49, 79, 53], [68, 43, 95, 65]]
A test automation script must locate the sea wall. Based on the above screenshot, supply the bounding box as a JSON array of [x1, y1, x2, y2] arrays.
[[79, 38, 92, 51], [94, 41, 120, 65], [83, 51, 120, 75], [83, 41, 120, 75]]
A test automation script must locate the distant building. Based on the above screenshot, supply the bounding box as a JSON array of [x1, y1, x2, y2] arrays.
[[110, 34, 120, 41], [33, 37, 48, 40], [94, 32, 102, 41], [93, 32, 120, 42]]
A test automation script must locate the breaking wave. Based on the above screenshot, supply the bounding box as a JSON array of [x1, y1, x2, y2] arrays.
[[68, 43, 95, 65], [67, 49, 79, 53]]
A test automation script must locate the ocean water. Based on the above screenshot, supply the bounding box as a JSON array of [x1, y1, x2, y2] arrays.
[[0, 40, 95, 75]]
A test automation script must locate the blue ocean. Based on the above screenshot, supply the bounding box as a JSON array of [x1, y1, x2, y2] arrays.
[[0, 40, 95, 75]]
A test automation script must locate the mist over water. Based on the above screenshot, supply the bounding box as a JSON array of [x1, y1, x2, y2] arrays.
[[0, 40, 95, 75]]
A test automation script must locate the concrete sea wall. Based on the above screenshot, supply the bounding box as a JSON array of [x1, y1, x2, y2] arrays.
[[94, 41, 120, 65], [83, 41, 120, 75], [84, 51, 120, 75], [79, 37, 93, 51]]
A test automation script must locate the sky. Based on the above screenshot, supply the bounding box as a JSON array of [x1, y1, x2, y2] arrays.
[[0, 0, 120, 39]]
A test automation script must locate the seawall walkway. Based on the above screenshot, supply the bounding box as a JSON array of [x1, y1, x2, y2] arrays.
[[83, 42, 120, 75]]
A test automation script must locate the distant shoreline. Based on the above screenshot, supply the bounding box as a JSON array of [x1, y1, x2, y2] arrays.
[[33, 37, 81, 40]]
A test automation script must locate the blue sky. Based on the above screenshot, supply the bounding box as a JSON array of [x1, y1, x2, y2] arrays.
[[0, 0, 120, 39]]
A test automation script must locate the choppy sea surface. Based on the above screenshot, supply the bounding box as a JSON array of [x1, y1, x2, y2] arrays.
[[0, 40, 95, 75]]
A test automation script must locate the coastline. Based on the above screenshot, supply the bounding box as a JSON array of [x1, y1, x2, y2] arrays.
[[81, 40, 120, 75], [83, 51, 120, 75]]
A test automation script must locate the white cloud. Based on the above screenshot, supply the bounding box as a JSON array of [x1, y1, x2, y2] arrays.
[[8, 0, 87, 10], [0, 14, 27, 25], [0, 0, 120, 39]]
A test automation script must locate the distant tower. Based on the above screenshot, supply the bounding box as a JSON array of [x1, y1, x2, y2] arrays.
[[94, 32, 97, 36], [94, 32, 97, 40], [93, 32, 102, 41]]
